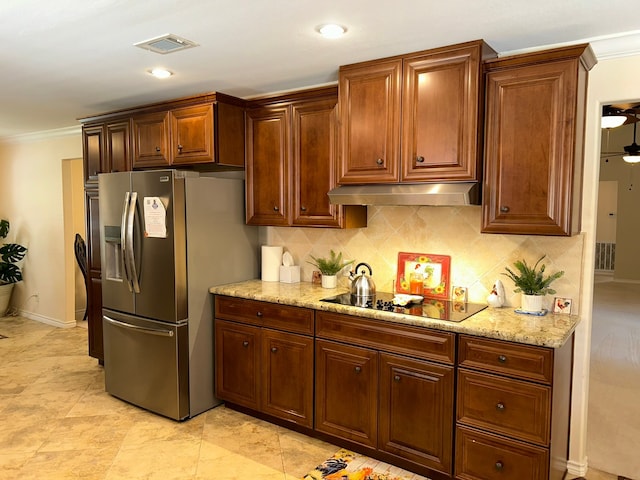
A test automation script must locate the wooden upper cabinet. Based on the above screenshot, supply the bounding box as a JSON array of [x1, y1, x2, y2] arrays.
[[82, 124, 104, 184], [171, 104, 214, 165], [245, 105, 290, 226], [132, 111, 171, 167], [402, 44, 487, 182], [246, 87, 366, 228], [338, 59, 402, 183], [482, 44, 596, 236], [105, 121, 131, 173], [338, 40, 495, 185]]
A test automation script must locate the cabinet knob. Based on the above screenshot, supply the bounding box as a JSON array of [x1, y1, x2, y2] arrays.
[[496, 402, 505, 411], [155, 146, 161, 152], [376, 158, 384, 166], [354, 366, 362, 373], [416, 156, 425, 163], [500, 206, 510, 213], [177, 144, 183, 152], [495, 461, 504, 471], [242, 341, 249, 347], [498, 354, 507, 363], [256, 311, 263, 317], [271, 346, 278, 353], [273, 206, 279, 212], [300, 205, 307, 212], [393, 375, 401, 382]]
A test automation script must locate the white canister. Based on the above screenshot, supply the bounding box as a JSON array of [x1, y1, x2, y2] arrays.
[[261, 246, 283, 282]]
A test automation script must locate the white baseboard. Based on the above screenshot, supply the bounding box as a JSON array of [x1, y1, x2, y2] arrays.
[[19, 309, 76, 329], [567, 458, 588, 476]]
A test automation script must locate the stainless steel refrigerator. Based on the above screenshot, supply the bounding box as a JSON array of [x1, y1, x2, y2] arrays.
[[98, 169, 258, 420]]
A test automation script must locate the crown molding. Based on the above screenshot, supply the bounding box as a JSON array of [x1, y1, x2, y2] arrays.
[[1, 125, 81, 144]]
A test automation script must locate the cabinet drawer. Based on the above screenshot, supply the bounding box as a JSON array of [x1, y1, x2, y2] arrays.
[[215, 296, 314, 335], [457, 370, 550, 446], [458, 335, 553, 384], [316, 311, 455, 364], [455, 426, 549, 480]]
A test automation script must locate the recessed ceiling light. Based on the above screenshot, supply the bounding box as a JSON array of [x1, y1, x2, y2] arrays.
[[317, 24, 347, 39], [148, 68, 173, 79]]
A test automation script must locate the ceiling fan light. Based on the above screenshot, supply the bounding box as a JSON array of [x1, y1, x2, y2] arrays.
[[601, 115, 626, 129], [623, 154, 640, 164]]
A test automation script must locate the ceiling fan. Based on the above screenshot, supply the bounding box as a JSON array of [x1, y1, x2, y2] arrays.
[[601, 103, 640, 162]]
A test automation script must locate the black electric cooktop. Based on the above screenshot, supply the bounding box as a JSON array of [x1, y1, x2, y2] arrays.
[[320, 292, 486, 322]]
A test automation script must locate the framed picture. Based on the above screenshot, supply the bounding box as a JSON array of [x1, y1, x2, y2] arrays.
[[396, 252, 451, 299], [553, 297, 572, 314]]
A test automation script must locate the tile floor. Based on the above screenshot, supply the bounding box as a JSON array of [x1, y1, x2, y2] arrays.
[[0, 312, 624, 479]]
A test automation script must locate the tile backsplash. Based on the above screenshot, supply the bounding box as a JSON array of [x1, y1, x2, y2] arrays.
[[263, 205, 584, 313]]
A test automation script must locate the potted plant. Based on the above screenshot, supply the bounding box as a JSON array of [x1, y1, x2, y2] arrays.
[[0, 219, 28, 316], [307, 250, 353, 288], [502, 255, 564, 313]]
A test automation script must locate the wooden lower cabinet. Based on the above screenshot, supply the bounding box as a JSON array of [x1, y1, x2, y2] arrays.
[[315, 340, 378, 448], [214, 296, 315, 428], [379, 353, 454, 474]]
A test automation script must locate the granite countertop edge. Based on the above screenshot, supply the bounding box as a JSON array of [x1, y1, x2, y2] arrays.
[[209, 279, 580, 349]]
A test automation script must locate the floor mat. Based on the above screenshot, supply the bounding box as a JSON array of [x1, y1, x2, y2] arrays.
[[302, 448, 428, 480]]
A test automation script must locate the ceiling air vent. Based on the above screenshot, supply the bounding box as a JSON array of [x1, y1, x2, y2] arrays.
[[134, 34, 199, 54]]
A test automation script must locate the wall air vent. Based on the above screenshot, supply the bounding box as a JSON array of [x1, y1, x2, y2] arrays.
[[134, 34, 199, 54]]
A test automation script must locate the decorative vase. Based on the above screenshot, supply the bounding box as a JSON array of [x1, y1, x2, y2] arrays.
[[521, 293, 544, 313], [321, 274, 337, 289], [0, 283, 15, 316]]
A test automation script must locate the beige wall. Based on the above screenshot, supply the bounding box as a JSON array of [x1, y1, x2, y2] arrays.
[[0, 129, 82, 326]]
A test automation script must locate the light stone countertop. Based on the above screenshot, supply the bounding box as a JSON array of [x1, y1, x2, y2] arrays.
[[209, 279, 580, 348]]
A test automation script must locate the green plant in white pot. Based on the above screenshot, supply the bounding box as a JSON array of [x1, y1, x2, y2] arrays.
[[0, 219, 28, 316], [503, 255, 564, 313], [307, 250, 353, 288]]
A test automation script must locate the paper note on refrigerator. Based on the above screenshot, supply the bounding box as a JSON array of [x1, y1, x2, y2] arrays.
[[143, 197, 167, 238]]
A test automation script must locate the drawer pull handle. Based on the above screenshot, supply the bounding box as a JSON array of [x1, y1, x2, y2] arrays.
[[416, 156, 425, 163], [256, 311, 263, 317], [273, 206, 279, 212], [177, 144, 183, 151], [155, 146, 161, 152], [376, 158, 384, 166], [271, 346, 278, 353], [354, 366, 362, 373], [498, 354, 507, 363], [242, 341, 249, 347], [495, 461, 504, 471], [496, 402, 505, 411], [500, 206, 510, 213], [393, 375, 401, 382], [300, 205, 307, 212]]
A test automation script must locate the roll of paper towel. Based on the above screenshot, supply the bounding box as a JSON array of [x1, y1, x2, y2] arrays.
[[261, 246, 283, 282]]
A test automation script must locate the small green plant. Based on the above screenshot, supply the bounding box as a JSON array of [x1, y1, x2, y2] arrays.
[[502, 255, 564, 296], [0, 219, 28, 285], [307, 250, 353, 276]]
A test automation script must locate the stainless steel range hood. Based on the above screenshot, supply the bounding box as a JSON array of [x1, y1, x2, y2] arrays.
[[328, 183, 480, 206]]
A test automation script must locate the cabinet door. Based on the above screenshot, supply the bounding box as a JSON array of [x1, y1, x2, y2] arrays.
[[292, 98, 341, 227], [401, 43, 483, 182], [338, 59, 402, 184], [261, 328, 314, 428], [315, 339, 378, 448], [85, 189, 103, 361], [82, 125, 104, 185], [170, 104, 214, 165], [379, 353, 454, 474], [482, 59, 581, 235], [132, 111, 170, 168], [215, 319, 260, 410], [105, 121, 131, 173], [245, 106, 290, 225]]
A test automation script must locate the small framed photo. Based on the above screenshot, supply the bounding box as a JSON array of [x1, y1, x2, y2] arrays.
[[553, 297, 572, 314], [452, 286, 468, 302]]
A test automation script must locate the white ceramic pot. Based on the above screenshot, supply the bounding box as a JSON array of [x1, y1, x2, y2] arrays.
[[0, 283, 15, 316], [321, 274, 338, 289], [521, 293, 544, 313]]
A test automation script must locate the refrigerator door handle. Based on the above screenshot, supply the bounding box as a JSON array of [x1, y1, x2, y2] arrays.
[[126, 192, 141, 294], [121, 192, 133, 292], [103, 315, 175, 337]]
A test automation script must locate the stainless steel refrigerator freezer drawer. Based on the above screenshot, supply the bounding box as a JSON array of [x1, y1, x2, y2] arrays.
[[102, 309, 189, 420]]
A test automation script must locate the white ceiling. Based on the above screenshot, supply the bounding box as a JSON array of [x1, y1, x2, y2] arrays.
[[1, 0, 639, 139]]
